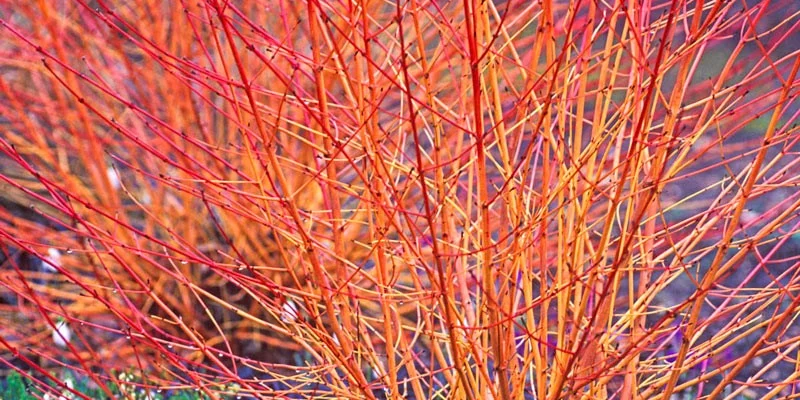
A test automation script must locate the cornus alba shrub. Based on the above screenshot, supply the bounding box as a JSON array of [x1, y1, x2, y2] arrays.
[[0, 0, 799, 399]]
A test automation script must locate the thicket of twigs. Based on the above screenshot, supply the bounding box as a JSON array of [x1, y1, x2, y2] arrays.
[[1, 0, 799, 399]]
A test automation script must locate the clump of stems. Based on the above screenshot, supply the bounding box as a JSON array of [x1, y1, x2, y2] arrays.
[[1, 0, 799, 399]]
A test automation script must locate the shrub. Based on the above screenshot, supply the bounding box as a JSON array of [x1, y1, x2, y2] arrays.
[[1, 0, 799, 399]]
